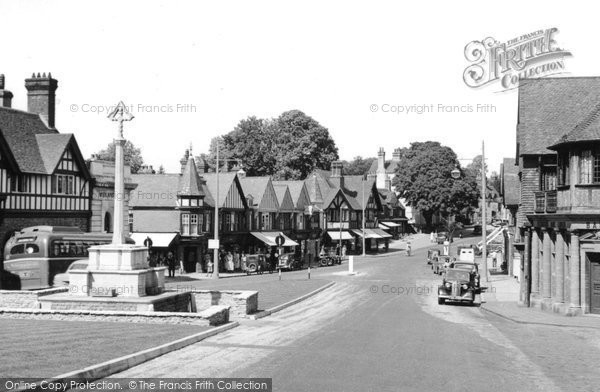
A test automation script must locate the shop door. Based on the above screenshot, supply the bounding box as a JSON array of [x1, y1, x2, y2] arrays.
[[591, 261, 600, 314], [184, 248, 197, 273]]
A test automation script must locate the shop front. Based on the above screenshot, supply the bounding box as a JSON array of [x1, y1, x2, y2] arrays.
[[130, 232, 179, 266]]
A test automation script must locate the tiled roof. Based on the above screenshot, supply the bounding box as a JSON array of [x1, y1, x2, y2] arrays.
[[129, 174, 180, 208], [179, 157, 205, 197], [36, 133, 72, 173], [550, 103, 600, 148], [517, 77, 600, 155], [378, 188, 402, 209], [0, 107, 90, 177], [272, 183, 295, 212], [501, 157, 519, 206], [202, 172, 239, 208], [312, 170, 377, 211], [273, 181, 308, 209], [240, 176, 271, 206]]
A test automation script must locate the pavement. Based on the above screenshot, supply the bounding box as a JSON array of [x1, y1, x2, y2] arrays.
[[481, 273, 600, 329]]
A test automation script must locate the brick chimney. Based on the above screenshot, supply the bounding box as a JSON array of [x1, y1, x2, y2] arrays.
[[392, 148, 401, 161], [376, 147, 387, 189], [0, 74, 13, 108], [331, 160, 344, 188], [25, 73, 58, 128]]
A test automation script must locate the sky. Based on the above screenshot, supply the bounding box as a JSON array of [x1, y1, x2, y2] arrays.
[[0, 0, 595, 174]]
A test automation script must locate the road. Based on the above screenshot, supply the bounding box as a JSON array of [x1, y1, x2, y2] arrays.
[[113, 242, 600, 392]]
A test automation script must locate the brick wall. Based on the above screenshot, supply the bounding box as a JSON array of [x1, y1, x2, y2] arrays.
[[517, 156, 539, 228], [153, 292, 193, 312]]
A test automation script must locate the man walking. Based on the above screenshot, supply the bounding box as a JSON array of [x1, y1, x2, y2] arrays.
[[167, 252, 176, 278]]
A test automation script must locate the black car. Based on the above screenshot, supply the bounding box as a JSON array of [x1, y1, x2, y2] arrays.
[[438, 268, 476, 305]]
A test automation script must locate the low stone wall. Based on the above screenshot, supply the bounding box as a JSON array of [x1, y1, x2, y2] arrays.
[[0, 305, 230, 326], [168, 289, 258, 319], [38, 292, 193, 313], [0, 287, 68, 309]]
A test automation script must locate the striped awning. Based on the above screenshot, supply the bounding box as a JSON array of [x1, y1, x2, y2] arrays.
[[351, 229, 381, 239], [327, 231, 354, 241], [251, 232, 299, 247], [382, 221, 402, 227], [371, 228, 393, 238]]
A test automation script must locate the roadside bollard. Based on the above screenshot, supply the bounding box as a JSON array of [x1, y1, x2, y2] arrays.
[[349, 256, 354, 274], [308, 266, 311, 280], [279, 268, 281, 281]]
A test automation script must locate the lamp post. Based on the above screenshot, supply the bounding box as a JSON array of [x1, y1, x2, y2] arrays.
[[212, 140, 220, 279]]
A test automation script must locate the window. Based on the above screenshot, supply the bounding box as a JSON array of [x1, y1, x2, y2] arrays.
[[190, 214, 198, 235], [128, 213, 133, 233], [557, 151, 570, 186], [261, 213, 270, 230], [182, 213, 190, 235], [224, 213, 230, 232], [198, 214, 204, 233], [230, 212, 235, 232], [541, 166, 557, 191], [54, 174, 74, 195], [9, 175, 28, 193], [574, 149, 600, 184]]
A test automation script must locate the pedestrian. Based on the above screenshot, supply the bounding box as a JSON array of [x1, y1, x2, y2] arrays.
[[179, 258, 185, 275], [226, 251, 234, 272], [430, 231, 435, 243], [206, 259, 213, 277], [204, 252, 211, 273], [341, 244, 347, 258], [167, 252, 176, 277], [241, 252, 247, 272], [233, 251, 240, 271], [406, 242, 412, 257]]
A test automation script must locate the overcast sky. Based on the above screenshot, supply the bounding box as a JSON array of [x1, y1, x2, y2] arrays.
[[0, 0, 593, 174]]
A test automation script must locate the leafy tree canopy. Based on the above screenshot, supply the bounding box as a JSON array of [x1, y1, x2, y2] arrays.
[[392, 141, 479, 227], [203, 111, 339, 180], [92, 140, 144, 174], [342, 156, 377, 175]]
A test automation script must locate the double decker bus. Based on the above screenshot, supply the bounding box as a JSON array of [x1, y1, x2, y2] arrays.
[[3, 226, 133, 290]]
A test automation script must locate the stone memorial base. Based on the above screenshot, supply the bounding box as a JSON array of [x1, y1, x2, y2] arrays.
[[66, 244, 165, 298]]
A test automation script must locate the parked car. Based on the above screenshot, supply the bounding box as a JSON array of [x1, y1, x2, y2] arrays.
[[457, 247, 475, 262], [438, 268, 476, 305], [244, 254, 273, 275], [451, 261, 480, 290], [427, 248, 442, 265], [53, 259, 88, 286], [431, 255, 452, 274], [436, 232, 447, 244], [278, 252, 302, 270]]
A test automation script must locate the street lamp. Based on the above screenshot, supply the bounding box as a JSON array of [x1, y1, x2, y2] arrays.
[[362, 176, 367, 257], [211, 140, 242, 280]]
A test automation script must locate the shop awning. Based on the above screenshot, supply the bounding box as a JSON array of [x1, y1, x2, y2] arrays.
[[382, 221, 402, 227], [351, 229, 381, 239], [251, 232, 299, 247], [371, 228, 393, 238], [379, 224, 392, 231], [131, 232, 178, 248], [327, 231, 354, 241]]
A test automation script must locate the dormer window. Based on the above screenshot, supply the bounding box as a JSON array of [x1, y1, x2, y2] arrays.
[[53, 174, 74, 195], [557, 151, 570, 186]]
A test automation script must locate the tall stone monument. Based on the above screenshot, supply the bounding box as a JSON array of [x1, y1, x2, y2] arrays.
[[69, 102, 165, 297]]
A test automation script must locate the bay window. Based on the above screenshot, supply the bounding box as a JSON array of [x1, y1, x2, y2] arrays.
[[182, 213, 190, 235]]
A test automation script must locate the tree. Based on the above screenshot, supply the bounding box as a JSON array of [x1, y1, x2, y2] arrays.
[[489, 171, 501, 194], [343, 156, 377, 175], [157, 165, 165, 174], [93, 140, 144, 174], [202, 111, 339, 180], [392, 141, 479, 228], [271, 110, 339, 179]]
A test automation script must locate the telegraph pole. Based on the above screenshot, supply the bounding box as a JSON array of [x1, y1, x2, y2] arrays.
[[481, 140, 488, 283], [212, 140, 220, 279]]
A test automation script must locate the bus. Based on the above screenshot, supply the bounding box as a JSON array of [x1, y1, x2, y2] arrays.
[[3, 226, 133, 290]]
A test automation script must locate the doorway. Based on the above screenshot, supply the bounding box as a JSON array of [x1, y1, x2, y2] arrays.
[[184, 247, 197, 273], [591, 256, 600, 314]]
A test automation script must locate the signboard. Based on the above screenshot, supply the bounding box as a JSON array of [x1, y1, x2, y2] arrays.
[[276, 235, 285, 247], [208, 239, 220, 249]]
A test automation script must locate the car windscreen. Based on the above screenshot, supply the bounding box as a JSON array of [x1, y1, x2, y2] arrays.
[[445, 270, 470, 281]]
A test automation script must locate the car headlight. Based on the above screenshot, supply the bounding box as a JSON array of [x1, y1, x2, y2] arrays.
[[445, 282, 452, 289], [461, 284, 468, 290]]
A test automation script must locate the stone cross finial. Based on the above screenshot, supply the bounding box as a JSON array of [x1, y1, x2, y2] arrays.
[[107, 101, 134, 140]]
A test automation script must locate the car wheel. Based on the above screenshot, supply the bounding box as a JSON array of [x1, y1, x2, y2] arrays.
[[438, 298, 445, 305]]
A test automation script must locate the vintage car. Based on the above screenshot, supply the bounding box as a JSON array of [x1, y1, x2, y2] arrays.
[[438, 268, 476, 305], [451, 261, 480, 290], [436, 232, 447, 244], [427, 248, 442, 265], [244, 254, 273, 275], [431, 255, 452, 275], [278, 252, 301, 270]]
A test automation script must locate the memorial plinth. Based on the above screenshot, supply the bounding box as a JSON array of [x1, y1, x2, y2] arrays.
[[69, 245, 166, 298]]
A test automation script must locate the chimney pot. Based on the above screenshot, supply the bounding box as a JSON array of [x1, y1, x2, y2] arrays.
[[25, 73, 58, 128], [0, 74, 13, 108]]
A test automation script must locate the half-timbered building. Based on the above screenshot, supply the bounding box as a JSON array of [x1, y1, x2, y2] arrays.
[[0, 74, 92, 256]]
